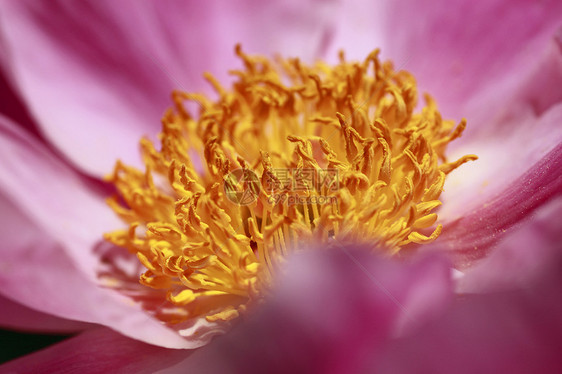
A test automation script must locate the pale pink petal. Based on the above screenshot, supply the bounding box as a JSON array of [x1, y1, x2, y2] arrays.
[[373, 258, 562, 374], [0, 117, 215, 348], [0, 328, 189, 374], [0, 114, 120, 279], [428, 32, 562, 263], [324, 1, 387, 62], [440, 104, 562, 221], [456, 28, 562, 140], [0, 185, 198, 348], [0, 294, 90, 333], [0, 0, 339, 177], [382, 0, 562, 122], [457, 197, 562, 293], [429, 142, 562, 268], [162, 247, 452, 373]]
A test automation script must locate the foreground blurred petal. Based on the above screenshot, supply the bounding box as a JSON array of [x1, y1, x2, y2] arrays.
[[162, 248, 452, 373], [374, 256, 562, 374], [0, 328, 189, 374], [0, 187, 194, 348], [457, 197, 562, 293], [0, 294, 90, 333], [0, 0, 339, 177]]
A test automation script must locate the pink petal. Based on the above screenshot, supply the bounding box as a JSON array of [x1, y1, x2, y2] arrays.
[[0, 117, 206, 348], [457, 197, 562, 293], [0, 328, 189, 374], [324, 2, 387, 62], [0, 0, 339, 177], [0, 294, 90, 333], [373, 257, 562, 374], [0, 114, 120, 279], [440, 104, 562, 221], [457, 27, 562, 139], [430, 141, 562, 268], [382, 0, 562, 122], [0, 185, 196, 348], [162, 247, 453, 373]]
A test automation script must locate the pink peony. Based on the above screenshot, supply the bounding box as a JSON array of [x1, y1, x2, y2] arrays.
[[0, 0, 561, 372]]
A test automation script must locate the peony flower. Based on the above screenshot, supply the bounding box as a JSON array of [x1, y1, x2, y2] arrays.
[[0, 0, 561, 372]]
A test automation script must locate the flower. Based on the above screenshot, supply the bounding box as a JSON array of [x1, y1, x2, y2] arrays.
[[0, 0, 561, 372]]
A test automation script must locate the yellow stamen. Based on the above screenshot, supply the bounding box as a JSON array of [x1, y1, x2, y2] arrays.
[[104, 45, 476, 327]]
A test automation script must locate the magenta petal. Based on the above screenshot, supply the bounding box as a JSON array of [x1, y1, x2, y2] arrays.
[[383, 0, 562, 122], [163, 247, 452, 373], [0, 328, 189, 374], [373, 258, 562, 374], [457, 197, 562, 293], [433, 141, 562, 268], [0, 69, 36, 134], [0, 0, 339, 177], [0, 294, 90, 333]]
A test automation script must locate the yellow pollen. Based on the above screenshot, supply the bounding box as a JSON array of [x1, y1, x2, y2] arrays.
[[104, 45, 476, 327]]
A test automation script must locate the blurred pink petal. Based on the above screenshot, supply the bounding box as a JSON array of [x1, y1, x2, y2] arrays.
[[373, 257, 562, 374], [457, 28, 562, 138], [0, 294, 90, 333], [162, 248, 453, 373], [325, 1, 386, 62], [0, 328, 189, 373], [382, 0, 562, 122], [457, 197, 562, 293], [0, 0, 339, 177], [0, 69, 36, 134]]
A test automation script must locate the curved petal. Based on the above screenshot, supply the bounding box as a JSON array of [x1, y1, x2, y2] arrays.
[[0, 114, 120, 279], [431, 141, 562, 268], [161, 247, 452, 373], [0, 117, 214, 348], [374, 259, 562, 374], [0, 0, 340, 177], [0, 185, 196, 348], [0, 328, 189, 373], [0, 294, 90, 333], [0, 68, 36, 134], [457, 28, 562, 141], [440, 103, 562, 221], [382, 0, 562, 123], [457, 197, 562, 293]]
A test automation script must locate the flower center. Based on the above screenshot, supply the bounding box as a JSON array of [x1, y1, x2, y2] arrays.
[[104, 45, 476, 326]]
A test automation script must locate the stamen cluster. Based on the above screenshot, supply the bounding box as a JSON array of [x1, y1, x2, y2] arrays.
[[105, 45, 475, 326]]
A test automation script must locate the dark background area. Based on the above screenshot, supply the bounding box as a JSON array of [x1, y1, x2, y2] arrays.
[[0, 329, 72, 364]]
